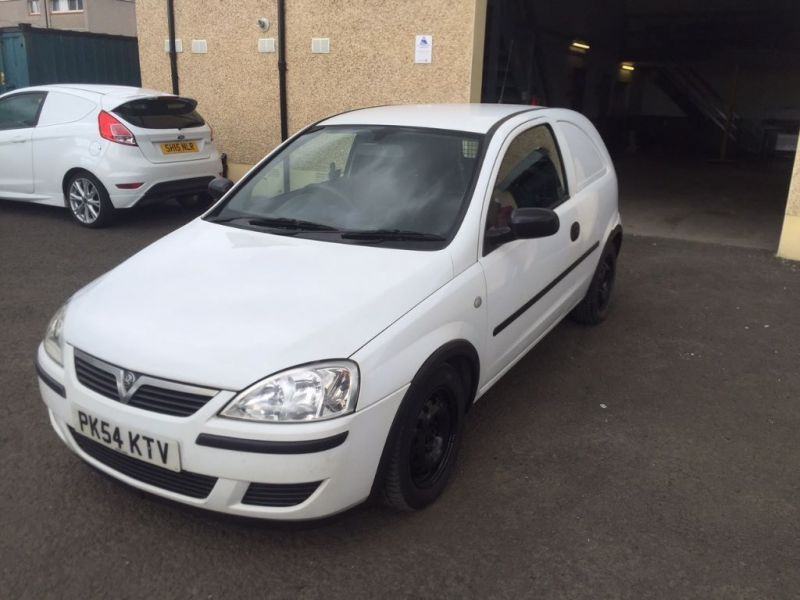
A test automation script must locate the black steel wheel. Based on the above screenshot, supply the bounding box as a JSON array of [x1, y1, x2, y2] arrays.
[[570, 242, 618, 325], [381, 363, 466, 511], [410, 388, 458, 489], [595, 250, 616, 313]]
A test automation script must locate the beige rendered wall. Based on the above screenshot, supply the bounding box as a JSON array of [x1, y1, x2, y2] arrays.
[[136, 0, 486, 172], [777, 137, 800, 261]]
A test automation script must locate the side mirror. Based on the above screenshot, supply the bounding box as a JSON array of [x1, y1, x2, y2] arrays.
[[208, 176, 234, 200], [509, 207, 560, 239]]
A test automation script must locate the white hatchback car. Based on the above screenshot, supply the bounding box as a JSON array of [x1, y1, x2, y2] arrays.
[[0, 84, 223, 227], [37, 104, 621, 520]]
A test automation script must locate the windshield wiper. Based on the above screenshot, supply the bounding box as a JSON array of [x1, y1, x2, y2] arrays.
[[207, 217, 444, 242], [206, 215, 338, 232], [341, 229, 446, 242], [205, 215, 242, 224], [248, 217, 339, 231]]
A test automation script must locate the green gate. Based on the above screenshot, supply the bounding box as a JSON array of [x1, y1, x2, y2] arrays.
[[0, 24, 141, 94]]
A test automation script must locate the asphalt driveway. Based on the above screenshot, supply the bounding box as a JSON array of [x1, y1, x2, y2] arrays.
[[1, 200, 799, 599]]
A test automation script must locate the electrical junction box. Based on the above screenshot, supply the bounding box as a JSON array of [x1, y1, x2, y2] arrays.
[[191, 40, 208, 54], [258, 38, 276, 53], [311, 38, 330, 53], [164, 39, 183, 53]]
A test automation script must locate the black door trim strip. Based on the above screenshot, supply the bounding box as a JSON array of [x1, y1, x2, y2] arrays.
[[196, 431, 348, 454], [36, 360, 65, 398], [493, 241, 600, 337]]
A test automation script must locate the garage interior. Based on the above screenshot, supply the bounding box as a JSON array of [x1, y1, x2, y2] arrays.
[[481, 0, 800, 250]]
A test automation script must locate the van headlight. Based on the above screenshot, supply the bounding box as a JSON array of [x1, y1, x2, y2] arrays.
[[220, 361, 359, 422], [43, 303, 67, 366]]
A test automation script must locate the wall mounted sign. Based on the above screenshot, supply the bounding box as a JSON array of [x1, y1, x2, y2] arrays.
[[415, 35, 432, 64]]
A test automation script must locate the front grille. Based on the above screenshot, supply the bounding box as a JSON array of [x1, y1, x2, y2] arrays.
[[70, 427, 217, 499], [75, 355, 117, 398], [74, 352, 216, 417], [127, 385, 213, 417], [241, 481, 322, 507]]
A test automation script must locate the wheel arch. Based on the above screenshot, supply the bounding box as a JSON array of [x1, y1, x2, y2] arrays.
[[609, 223, 623, 255], [410, 339, 480, 412]]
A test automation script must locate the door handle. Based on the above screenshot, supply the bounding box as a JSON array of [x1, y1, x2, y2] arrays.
[[570, 221, 580, 242], [10, 136, 26, 144]]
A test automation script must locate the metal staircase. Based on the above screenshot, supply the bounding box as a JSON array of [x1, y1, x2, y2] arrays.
[[655, 65, 738, 140], [653, 63, 765, 154]]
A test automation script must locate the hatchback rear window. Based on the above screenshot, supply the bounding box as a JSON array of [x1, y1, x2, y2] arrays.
[[114, 97, 205, 129]]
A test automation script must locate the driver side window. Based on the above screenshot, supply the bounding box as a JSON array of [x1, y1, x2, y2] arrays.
[[0, 92, 47, 131], [485, 124, 567, 241]]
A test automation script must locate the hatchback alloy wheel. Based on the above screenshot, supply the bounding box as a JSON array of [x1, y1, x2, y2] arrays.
[[69, 177, 102, 225], [66, 172, 115, 228]]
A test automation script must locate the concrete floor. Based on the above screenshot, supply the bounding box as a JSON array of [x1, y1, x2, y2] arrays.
[[617, 154, 793, 251], [1, 200, 799, 598]]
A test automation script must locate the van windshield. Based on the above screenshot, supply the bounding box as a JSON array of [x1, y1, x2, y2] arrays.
[[206, 125, 483, 249]]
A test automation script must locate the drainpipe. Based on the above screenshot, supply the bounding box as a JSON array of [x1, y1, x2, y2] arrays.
[[277, 0, 288, 141], [167, 0, 180, 95]]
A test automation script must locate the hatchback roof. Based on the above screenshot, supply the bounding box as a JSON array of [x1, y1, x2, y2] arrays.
[[7, 84, 186, 109], [320, 104, 545, 134], [10, 83, 173, 99], [45, 84, 165, 96]]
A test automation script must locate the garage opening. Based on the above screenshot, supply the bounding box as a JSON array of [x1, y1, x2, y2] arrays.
[[481, 0, 800, 250]]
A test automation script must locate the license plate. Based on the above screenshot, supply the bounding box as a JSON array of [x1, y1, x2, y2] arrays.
[[72, 408, 181, 472], [160, 141, 199, 155]]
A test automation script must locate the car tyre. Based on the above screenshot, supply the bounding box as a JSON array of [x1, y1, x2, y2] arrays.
[[381, 363, 466, 511], [570, 241, 618, 325], [66, 172, 115, 228]]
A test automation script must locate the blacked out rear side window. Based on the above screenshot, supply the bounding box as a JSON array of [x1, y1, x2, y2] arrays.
[[114, 97, 205, 129]]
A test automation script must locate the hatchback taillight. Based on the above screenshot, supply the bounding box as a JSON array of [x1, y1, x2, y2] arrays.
[[98, 111, 137, 146]]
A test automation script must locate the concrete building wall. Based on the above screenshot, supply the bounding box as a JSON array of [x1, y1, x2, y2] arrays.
[[135, 0, 485, 174], [0, 0, 52, 28], [0, 0, 136, 36], [778, 139, 800, 260], [85, 0, 136, 37], [45, 11, 86, 30]]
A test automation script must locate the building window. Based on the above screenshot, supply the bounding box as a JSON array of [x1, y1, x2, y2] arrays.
[[29, 0, 42, 14], [51, 0, 84, 12]]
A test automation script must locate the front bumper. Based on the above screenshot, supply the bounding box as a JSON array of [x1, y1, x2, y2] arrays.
[[37, 344, 405, 520]]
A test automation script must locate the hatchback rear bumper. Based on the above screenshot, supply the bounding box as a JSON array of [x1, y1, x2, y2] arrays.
[[134, 176, 215, 206], [98, 144, 223, 209]]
